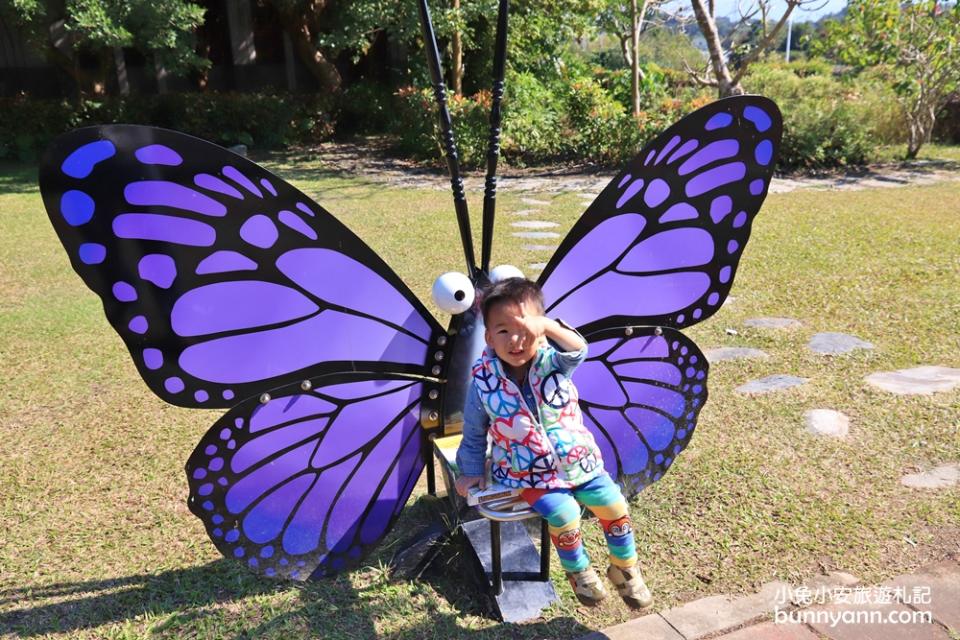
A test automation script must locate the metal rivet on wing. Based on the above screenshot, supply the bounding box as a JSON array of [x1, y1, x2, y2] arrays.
[[431, 365, 442, 376], [625, 327, 634, 336], [655, 326, 663, 336], [437, 335, 448, 346], [434, 351, 444, 361], [259, 393, 271, 404], [300, 380, 312, 391], [428, 389, 439, 400]]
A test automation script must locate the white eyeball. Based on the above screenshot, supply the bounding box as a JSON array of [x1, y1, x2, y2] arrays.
[[489, 264, 525, 283], [431, 271, 475, 314]]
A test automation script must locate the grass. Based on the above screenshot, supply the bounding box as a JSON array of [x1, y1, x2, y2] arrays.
[[871, 143, 960, 166], [1, 152, 958, 639]]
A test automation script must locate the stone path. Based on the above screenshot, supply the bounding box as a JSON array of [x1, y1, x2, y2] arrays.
[[866, 367, 960, 395], [736, 375, 809, 394], [705, 347, 768, 362], [504, 193, 558, 274], [581, 558, 960, 640], [901, 463, 960, 489], [808, 333, 874, 356], [805, 409, 850, 439], [297, 139, 960, 195]]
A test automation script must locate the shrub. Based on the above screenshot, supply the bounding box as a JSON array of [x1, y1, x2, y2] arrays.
[[744, 63, 878, 171], [337, 82, 399, 135], [391, 71, 716, 169], [499, 71, 566, 165], [0, 92, 335, 161], [843, 67, 906, 146], [560, 77, 638, 165], [595, 63, 670, 113]]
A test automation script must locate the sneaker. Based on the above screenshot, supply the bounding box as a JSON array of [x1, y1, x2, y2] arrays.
[[566, 567, 609, 607], [606, 564, 653, 610]]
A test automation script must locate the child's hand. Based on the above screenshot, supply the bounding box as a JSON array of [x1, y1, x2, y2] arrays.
[[455, 475, 485, 497], [519, 314, 585, 353], [517, 314, 550, 347]]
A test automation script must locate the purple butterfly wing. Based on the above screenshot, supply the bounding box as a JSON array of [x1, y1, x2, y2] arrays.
[[186, 373, 427, 579], [539, 96, 782, 334], [39, 126, 443, 408], [574, 327, 708, 498]]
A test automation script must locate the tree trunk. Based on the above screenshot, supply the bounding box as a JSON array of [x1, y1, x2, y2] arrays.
[[689, 0, 744, 97], [906, 102, 938, 159], [271, 1, 341, 94], [451, 0, 463, 96], [114, 47, 130, 95], [631, 0, 640, 116], [43, 19, 108, 97]]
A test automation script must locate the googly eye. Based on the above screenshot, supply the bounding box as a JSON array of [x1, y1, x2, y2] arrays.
[[489, 264, 524, 283], [431, 271, 475, 314]]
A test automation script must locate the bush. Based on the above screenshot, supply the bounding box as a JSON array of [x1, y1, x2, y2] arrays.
[[0, 92, 335, 161], [391, 69, 715, 169], [744, 63, 878, 171], [843, 67, 906, 146], [336, 82, 399, 135], [595, 63, 670, 113]]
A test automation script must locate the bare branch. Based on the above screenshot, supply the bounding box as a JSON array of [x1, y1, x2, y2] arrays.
[[730, 0, 799, 84], [682, 58, 719, 87]]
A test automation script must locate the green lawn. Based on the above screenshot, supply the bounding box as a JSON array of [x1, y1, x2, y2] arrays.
[[1, 153, 958, 639]]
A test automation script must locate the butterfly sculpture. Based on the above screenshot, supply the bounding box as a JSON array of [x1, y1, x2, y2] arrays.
[[38, 2, 781, 583]]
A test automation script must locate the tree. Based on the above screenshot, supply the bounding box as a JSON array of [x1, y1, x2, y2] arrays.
[[598, 0, 672, 116], [1, 0, 207, 96], [682, 0, 825, 96], [264, 0, 344, 94], [290, 0, 498, 96], [814, 0, 960, 158]]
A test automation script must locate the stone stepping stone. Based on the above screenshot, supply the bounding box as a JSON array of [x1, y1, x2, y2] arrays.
[[512, 231, 561, 239], [744, 317, 802, 329], [866, 366, 960, 395], [888, 560, 960, 631], [528, 262, 547, 271], [805, 409, 850, 438], [660, 581, 789, 640], [808, 332, 874, 355], [512, 209, 539, 216], [901, 463, 959, 489], [736, 375, 808, 394], [510, 220, 558, 229], [521, 197, 549, 206], [704, 347, 768, 362], [522, 244, 557, 252]]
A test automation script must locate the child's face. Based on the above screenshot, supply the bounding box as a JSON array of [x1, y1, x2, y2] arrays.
[[484, 298, 543, 371]]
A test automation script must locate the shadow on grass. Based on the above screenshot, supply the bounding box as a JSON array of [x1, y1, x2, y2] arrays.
[[0, 557, 591, 640], [0, 162, 39, 195], [1, 497, 594, 639]]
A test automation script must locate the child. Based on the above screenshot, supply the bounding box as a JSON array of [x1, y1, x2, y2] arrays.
[[455, 277, 652, 609]]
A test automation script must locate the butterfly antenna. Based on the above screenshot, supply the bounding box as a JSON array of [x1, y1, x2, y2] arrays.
[[480, 0, 509, 274], [417, 0, 477, 279]]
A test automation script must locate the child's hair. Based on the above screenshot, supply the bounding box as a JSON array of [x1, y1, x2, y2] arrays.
[[480, 277, 545, 323]]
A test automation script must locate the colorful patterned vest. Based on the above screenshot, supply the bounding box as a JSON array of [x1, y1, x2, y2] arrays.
[[472, 344, 604, 489]]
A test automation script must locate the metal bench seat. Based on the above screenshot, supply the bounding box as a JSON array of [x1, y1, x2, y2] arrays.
[[431, 435, 556, 620]]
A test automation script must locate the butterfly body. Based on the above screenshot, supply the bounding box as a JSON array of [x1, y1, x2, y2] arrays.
[[39, 95, 781, 581]]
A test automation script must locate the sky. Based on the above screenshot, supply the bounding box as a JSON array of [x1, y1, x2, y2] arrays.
[[661, 0, 848, 22]]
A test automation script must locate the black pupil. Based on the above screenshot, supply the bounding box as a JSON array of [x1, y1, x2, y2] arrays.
[[454, 290, 465, 301]]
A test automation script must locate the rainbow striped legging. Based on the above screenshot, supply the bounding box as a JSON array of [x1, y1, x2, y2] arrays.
[[520, 473, 637, 573]]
